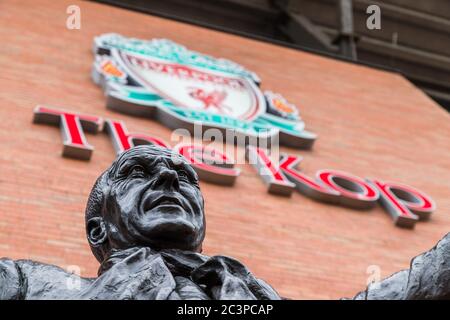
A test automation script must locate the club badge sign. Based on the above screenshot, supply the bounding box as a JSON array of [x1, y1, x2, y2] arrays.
[[91, 33, 316, 150], [32, 34, 436, 229]]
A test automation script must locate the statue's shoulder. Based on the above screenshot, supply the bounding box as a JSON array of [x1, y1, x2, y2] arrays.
[[0, 258, 23, 299], [0, 258, 94, 300]]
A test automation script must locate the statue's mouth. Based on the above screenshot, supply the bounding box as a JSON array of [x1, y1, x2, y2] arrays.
[[143, 194, 186, 212]]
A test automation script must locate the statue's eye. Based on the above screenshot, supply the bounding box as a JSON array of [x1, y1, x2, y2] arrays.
[[177, 169, 190, 182], [129, 165, 145, 176]]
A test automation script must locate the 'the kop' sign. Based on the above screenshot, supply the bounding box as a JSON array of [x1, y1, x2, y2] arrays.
[[32, 105, 435, 231], [32, 34, 436, 229]]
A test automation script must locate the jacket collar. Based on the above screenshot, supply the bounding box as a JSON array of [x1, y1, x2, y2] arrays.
[[98, 246, 208, 277]]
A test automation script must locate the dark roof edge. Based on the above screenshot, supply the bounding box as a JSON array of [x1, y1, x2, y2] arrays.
[[92, 0, 400, 74]]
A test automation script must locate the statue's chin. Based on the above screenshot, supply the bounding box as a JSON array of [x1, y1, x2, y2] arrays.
[[131, 210, 200, 251]]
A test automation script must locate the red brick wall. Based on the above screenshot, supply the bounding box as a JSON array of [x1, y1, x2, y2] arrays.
[[0, 0, 449, 299]]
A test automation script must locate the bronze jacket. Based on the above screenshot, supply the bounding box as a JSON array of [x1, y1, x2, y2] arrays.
[[0, 247, 281, 300]]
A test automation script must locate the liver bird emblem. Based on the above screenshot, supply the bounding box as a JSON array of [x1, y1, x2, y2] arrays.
[[188, 87, 231, 114]]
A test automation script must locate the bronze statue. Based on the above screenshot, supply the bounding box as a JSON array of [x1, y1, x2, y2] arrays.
[[0, 145, 281, 299], [1, 144, 449, 300]]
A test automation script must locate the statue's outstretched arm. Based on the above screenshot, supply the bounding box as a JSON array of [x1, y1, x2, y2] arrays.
[[352, 232, 450, 300], [0, 258, 22, 300]]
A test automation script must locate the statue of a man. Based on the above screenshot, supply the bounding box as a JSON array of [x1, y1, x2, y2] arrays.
[[0, 145, 281, 300]]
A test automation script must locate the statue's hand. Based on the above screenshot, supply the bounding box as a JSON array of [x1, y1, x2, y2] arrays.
[[350, 232, 450, 300]]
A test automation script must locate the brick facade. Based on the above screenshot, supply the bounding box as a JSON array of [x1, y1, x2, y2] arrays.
[[0, 0, 449, 299]]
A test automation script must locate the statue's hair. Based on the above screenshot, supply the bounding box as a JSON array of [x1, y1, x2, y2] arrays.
[[85, 172, 107, 225], [84, 145, 198, 262]]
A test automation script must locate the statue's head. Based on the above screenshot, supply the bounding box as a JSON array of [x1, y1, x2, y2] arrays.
[[85, 145, 205, 263]]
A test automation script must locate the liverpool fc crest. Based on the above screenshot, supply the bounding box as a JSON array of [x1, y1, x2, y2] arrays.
[[92, 34, 316, 149]]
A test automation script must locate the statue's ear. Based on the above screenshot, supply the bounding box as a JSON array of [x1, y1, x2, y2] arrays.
[[87, 217, 107, 246]]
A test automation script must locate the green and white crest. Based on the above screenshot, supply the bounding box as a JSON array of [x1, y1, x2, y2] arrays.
[[92, 33, 316, 149]]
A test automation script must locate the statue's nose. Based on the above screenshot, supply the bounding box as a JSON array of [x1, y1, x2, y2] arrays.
[[154, 168, 180, 191]]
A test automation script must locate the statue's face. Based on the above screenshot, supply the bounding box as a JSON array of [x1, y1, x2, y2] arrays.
[[102, 147, 205, 252]]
